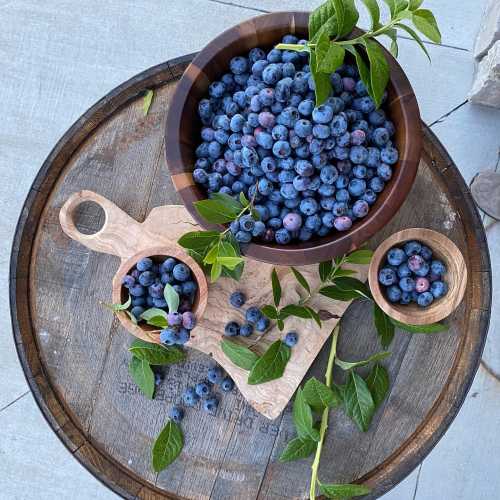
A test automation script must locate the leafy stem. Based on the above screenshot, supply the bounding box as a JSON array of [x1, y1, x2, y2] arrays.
[[309, 324, 339, 499]]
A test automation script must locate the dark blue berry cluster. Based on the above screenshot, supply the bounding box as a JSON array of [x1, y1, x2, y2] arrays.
[[378, 240, 448, 307], [122, 256, 197, 344], [168, 365, 235, 422], [225, 291, 270, 335], [193, 34, 399, 245]]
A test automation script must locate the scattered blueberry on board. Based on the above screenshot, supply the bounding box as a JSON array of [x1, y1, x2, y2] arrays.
[[378, 240, 448, 308], [121, 256, 198, 345], [193, 34, 399, 245]]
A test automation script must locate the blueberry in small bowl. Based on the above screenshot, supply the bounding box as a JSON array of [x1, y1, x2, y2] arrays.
[[368, 228, 467, 325]]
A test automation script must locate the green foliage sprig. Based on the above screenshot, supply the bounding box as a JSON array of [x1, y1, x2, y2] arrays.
[[276, 0, 441, 107], [178, 192, 258, 282]]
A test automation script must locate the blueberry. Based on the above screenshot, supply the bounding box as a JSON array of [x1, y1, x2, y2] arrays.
[[207, 366, 224, 384], [404, 240, 422, 256], [268, 217, 282, 230], [415, 277, 430, 293], [335, 189, 350, 203], [177, 328, 190, 345], [372, 127, 390, 146], [322, 212, 336, 229], [430, 280, 448, 299], [183, 387, 200, 407], [369, 176, 385, 193], [319, 183, 336, 197], [399, 277, 416, 292], [417, 291, 434, 307], [262, 228, 275, 242], [348, 178, 366, 197], [251, 59, 269, 77], [218, 376, 234, 393], [387, 247, 406, 266], [182, 311, 196, 330], [283, 212, 302, 231], [137, 258, 153, 271], [237, 214, 254, 233], [400, 291, 412, 304], [281, 331, 297, 348], [420, 245, 433, 261], [172, 263, 190, 282], [430, 260, 447, 276], [407, 254, 424, 272], [275, 227, 292, 244], [255, 317, 271, 332], [122, 275, 135, 288], [379, 267, 397, 286], [129, 284, 146, 297], [195, 381, 211, 398], [271, 124, 288, 141], [381, 146, 399, 165], [330, 114, 348, 136], [160, 328, 179, 346], [342, 77, 356, 92], [377, 163, 392, 181], [273, 140, 292, 158], [295, 159, 314, 176], [131, 297, 146, 307], [320, 165, 338, 185], [352, 199, 369, 218], [398, 263, 411, 278], [293, 175, 311, 191], [351, 129, 366, 146], [387, 285, 403, 303], [168, 312, 182, 326], [312, 105, 334, 124], [313, 124, 330, 139], [203, 397, 219, 414], [333, 216, 352, 231], [230, 56, 248, 75], [240, 323, 254, 337], [280, 183, 298, 200], [169, 406, 184, 423], [230, 291, 246, 308], [262, 63, 282, 85], [198, 99, 213, 119], [130, 306, 145, 319], [246, 306, 263, 324], [299, 197, 319, 216], [298, 99, 315, 116], [362, 189, 377, 205], [153, 298, 167, 308]]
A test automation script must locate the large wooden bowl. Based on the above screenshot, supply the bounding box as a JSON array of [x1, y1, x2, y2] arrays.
[[368, 228, 468, 325], [165, 11, 422, 265]]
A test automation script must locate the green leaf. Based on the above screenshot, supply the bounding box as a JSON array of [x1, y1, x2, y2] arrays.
[[247, 340, 291, 385], [333, 276, 371, 299], [310, 49, 332, 106], [408, 0, 423, 10], [319, 482, 371, 498], [383, 27, 399, 58], [221, 261, 244, 281], [128, 356, 155, 399], [143, 89, 154, 116], [395, 22, 431, 62], [271, 268, 282, 307], [293, 387, 320, 442], [365, 363, 390, 408], [151, 420, 183, 472], [261, 305, 279, 320], [221, 339, 259, 370], [239, 191, 250, 206], [319, 285, 361, 301], [333, 268, 357, 278], [362, 38, 390, 108], [305, 307, 322, 327], [163, 284, 180, 313], [395, 0, 409, 15], [343, 371, 375, 432], [345, 248, 374, 265], [140, 308, 168, 328], [390, 318, 448, 333], [315, 30, 331, 70], [382, 0, 397, 17], [275, 43, 310, 52], [319, 260, 333, 282], [279, 436, 317, 462], [303, 377, 341, 412], [318, 43, 346, 74], [373, 303, 395, 348], [103, 295, 132, 312], [209, 191, 243, 212], [345, 45, 372, 97], [360, 0, 380, 30], [178, 231, 220, 252], [125, 310, 138, 325], [203, 243, 220, 264], [193, 199, 240, 224], [291, 267, 311, 294], [333, 0, 359, 38], [312, 15, 340, 43], [335, 351, 390, 371], [277, 318, 285, 331], [129, 339, 186, 365], [217, 256, 244, 270], [412, 9, 441, 43], [210, 261, 222, 282], [309, 0, 336, 41], [280, 304, 321, 327]]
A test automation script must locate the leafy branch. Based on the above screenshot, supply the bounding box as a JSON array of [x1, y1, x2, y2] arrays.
[[276, 0, 441, 107], [178, 192, 257, 282]]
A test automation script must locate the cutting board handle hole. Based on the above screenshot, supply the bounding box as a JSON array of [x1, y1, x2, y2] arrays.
[[71, 200, 106, 235]]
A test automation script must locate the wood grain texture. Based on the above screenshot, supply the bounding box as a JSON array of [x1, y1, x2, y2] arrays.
[[165, 12, 422, 266], [368, 228, 468, 325], [60, 195, 368, 419], [9, 56, 491, 500]]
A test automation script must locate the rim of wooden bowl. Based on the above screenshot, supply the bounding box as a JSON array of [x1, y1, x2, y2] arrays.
[[165, 11, 422, 265], [111, 245, 208, 343], [368, 228, 468, 325]]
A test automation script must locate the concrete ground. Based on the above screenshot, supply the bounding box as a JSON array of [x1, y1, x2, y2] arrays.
[[1, 1, 499, 498]]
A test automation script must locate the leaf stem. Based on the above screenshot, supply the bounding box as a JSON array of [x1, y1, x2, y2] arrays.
[[309, 324, 340, 499]]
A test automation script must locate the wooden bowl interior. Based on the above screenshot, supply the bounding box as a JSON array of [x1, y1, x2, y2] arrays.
[[112, 246, 208, 343], [165, 12, 421, 264], [368, 228, 467, 325]]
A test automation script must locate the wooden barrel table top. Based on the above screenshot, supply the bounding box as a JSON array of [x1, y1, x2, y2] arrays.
[[10, 55, 491, 499]]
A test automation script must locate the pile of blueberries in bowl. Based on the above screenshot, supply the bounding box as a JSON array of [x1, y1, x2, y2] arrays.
[[192, 33, 399, 246], [378, 240, 448, 307]]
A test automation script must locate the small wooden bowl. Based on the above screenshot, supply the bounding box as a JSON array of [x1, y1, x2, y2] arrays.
[[165, 12, 422, 265], [368, 228, 467, 325], [59, 190, 208, 344]]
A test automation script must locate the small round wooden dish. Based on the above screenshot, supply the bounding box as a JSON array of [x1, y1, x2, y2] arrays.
[[165, 11, 422, 265], [368, 228, 467, 325], [59, 190, 208, 343]]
